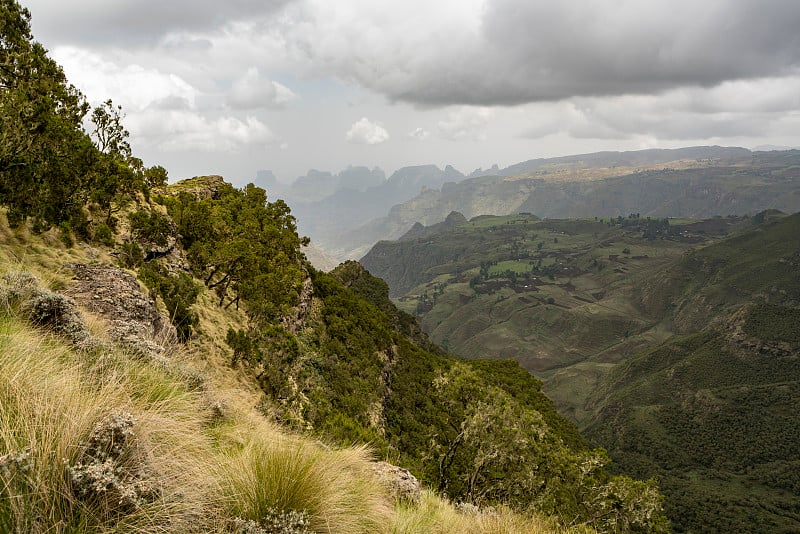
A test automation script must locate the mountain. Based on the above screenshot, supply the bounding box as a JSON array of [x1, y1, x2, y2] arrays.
[[351, 148, 800, 263], [290, 164, 466, 260], [361, 210, 800, 532], [497, 146, 751, 177]]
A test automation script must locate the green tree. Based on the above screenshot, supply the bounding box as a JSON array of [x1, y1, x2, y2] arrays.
[[166, 183, 309, 324], [86, 99, 142, 226], [0, 0, 96, 230], [90, 99, 131, 159], [428, 363, 668, 532]]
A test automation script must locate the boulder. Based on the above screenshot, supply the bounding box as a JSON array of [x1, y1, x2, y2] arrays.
[[372, 461, 421, 504]]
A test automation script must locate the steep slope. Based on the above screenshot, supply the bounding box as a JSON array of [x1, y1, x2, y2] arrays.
[[364, 211, 800, 532], [0, 222, 578, 533], [102, 177, 664, 531], [582, 214, 800, 532]]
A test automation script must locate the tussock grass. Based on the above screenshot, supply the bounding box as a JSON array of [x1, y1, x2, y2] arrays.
[[0, 319, 216, 533], [218, 413, 389, 533]]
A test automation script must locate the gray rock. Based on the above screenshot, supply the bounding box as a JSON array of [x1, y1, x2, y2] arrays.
[[372, 461, 421, 504], [64, 263, 177, 355]]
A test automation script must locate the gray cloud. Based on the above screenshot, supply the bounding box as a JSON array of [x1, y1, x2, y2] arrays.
[[24, 0, 293, 47], [20, 0, 800, 181], [28, 0, 800, 107], [281, 0, 800, 106]]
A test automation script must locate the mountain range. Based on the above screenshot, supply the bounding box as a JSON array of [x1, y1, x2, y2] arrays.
[[256, 146, 800, 263]]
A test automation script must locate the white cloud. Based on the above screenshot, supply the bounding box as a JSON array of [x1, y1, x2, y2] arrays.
[[408, 127, 430, 140], [129, 111, 276, 152], [437, 107, 493, 141], [346, 117, 390, 145], [228, 67, 297, 109], [51, 47, 197, 111]]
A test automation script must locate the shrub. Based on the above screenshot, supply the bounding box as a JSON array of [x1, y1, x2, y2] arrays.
[[233, 508, 313, 534], [67, 412, 159, 514], [139, 263, 200, 342], [58, 221, 74, 247], [118, 241, 144, 268], [128, 209, 173, 247], [93, 222, 115, 246], [24, 291, 90, 344]]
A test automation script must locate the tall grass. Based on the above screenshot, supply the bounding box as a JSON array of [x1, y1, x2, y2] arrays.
[[218, 415, 389, 533], [390, 491, 580, 534], [0, 319, 216, 533]]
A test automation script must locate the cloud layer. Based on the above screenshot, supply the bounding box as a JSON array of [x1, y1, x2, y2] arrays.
[[23, 0, 800, 180]]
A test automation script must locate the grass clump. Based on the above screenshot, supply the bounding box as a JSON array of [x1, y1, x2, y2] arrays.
[[389, 491, 576, 534], [219, 423, 389, 534], [0, 317, 212, 533]]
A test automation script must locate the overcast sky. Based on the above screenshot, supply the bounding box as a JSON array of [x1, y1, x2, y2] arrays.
[[21, 0, 800, 185]]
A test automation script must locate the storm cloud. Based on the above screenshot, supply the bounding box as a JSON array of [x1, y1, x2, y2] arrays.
[[280, 0, 800, 106]]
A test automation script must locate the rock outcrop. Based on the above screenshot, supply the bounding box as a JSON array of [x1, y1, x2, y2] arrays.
[[371, 461, 421, 504], [64, 263, 177, 355]]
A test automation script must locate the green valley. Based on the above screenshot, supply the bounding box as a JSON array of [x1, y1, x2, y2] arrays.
[[363, 210, 800, 532]]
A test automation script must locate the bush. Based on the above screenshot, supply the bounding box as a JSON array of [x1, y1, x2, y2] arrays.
[[58, 221, 74, 247], [93, 222, 115, 246], [128, 209, 173, 247], [24, 291, 90, 344], [233, 508, 313, 534], [67, 412, 158, 515], [118, 241, 144, 268], [138, 263, 200, 342]]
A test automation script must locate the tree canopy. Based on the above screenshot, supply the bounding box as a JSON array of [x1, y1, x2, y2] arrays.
[[0, 1, 166, 235]]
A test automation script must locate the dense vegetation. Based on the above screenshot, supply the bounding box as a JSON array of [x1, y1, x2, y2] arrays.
[[181, 202, 668, 529], [582, 214, 800, 532], [0, 1, 166, 238], [365, 209, 800, 532]]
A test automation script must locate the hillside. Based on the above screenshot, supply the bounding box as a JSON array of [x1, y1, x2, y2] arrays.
[[349, 148, 800, 262], [362, 211, 800, 532], [0, 219, 576, 533], [0, 3, 668, 530], [583, 214, 800, 532], [0, 189, 666, 533]]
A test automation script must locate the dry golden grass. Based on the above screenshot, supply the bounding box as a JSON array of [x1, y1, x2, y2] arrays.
[[390, 491, 584, 534], [0, 320, 217, 532], [0, 221, 567, 533], [217, 412, 391, 533]]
